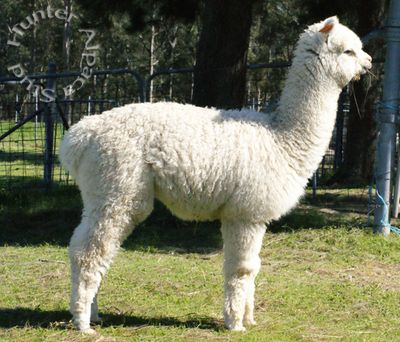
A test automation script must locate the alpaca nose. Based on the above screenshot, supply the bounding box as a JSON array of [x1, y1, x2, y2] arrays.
[[363, 52, 372, 69]]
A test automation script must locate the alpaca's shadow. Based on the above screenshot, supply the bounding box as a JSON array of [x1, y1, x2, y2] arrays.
[[0, 307, 70, 329], [100, 312, 223, 331], [0, 307, 223, 331], [1, 184, 223, 253]]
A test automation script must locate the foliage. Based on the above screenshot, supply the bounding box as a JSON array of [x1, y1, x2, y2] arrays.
[[0, 0, 200, 106], [75, 0, 200, 32], [248, 0, 303, 104], [0, 0, 198, 75]]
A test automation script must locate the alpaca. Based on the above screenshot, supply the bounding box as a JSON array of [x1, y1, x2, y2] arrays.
[[59, 16, 371, 333]]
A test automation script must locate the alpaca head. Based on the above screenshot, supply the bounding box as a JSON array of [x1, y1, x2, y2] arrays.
[[296, 16, 372, 88]]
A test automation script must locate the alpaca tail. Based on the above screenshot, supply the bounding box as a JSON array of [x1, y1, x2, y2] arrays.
[[59, 122, 92, 179]]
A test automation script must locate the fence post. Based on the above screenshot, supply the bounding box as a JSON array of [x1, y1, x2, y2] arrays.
[[374, 0, 400, 235], [15, 94, 19, 122], [312, 172, 317, 202], [334, 89, 346, 170], [44, 62, 57, 188]]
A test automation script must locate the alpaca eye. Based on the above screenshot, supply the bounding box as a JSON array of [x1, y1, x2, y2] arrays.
[[344, 49, 355, 56]]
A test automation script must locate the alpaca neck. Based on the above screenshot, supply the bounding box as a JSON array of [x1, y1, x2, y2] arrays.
[[273, 59, 342, 179]]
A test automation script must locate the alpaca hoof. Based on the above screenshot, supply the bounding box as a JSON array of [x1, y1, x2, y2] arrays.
[[225, 322, 246, 331], [79, 327, 96, 335], [73, 319, 92, 333], [230, 325, 246, 332]]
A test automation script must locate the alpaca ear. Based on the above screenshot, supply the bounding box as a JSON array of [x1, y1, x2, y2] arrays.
[[319, 16, 339, 34], [318, 17, 339, 44]]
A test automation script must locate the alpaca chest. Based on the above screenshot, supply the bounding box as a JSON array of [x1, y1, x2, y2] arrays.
[[263, 168, 307, 221], [219, 170, 306, 223]]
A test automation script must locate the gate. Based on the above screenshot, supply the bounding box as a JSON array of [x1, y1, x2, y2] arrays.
[[0, 65, 145, 187]]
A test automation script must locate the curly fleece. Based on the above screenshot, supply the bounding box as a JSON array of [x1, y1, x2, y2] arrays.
[[60, 16, 372, 333]]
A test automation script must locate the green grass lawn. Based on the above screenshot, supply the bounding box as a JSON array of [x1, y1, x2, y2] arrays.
[[1, 187, 400, 341]]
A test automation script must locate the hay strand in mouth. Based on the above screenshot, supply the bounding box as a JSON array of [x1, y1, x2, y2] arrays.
[[350, 81, 362, 118], [366, 69, 377, 79]]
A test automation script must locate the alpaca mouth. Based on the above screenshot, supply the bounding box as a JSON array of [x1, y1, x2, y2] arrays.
[[352, 67, 368, 81]]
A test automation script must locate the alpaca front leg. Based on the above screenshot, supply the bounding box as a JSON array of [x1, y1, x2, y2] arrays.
[[221, 221, 265, 331], [223, 267, 249, 331], [90, 294, 102, 323], [243, 272, 257, 326]]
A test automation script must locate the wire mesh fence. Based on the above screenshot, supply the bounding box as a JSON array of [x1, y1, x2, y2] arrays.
[[0, 64, 349, 190], [0, 67, 148, 188], [0, 101, 63, 187]]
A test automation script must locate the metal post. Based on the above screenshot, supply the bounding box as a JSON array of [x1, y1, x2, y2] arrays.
[[392, 137, 400, 218], [374, 0, 400, 235], [15, 94, 19, 122], [44, 62, 57, 188]]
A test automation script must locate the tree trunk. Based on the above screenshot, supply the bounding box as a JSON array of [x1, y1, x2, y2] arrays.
[[149, 24, 156, 102], [192, 0, 256, 109]]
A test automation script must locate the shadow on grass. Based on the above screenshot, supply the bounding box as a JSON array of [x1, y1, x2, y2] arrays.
[[100, 312, 223, 331], [0, 307, 223, 331], [0, 308, 70, 329], [269, 206, 364, 233], [0, 185, 222, 253], [0, 151, 48, 165], [1, 185, 364, 251]]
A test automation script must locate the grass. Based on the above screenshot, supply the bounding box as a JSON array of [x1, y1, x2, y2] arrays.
[[1, 186, 400, 341]]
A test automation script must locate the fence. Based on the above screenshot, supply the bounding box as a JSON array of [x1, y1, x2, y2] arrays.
[[0, 62, 348, 189]]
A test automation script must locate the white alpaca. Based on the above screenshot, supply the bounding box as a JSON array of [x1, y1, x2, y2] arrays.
[[60, 17, 371, 333]]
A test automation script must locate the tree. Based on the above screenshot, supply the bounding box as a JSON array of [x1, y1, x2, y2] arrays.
[[75, 0, 260, 109], [247, 0, 302, 109], [192, 0, 258, 109]]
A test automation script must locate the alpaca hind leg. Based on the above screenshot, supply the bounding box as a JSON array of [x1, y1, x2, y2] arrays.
[[69, 213, 121, 333], [70, 234, 101, 325], [69, 219, 94, 332], [221, 221, 265, 331], [69, 196, 153, 332]]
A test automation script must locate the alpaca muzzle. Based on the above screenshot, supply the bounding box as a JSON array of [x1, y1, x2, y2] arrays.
[[361, 53, 373, 72], [353, 53, 372, 81]]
